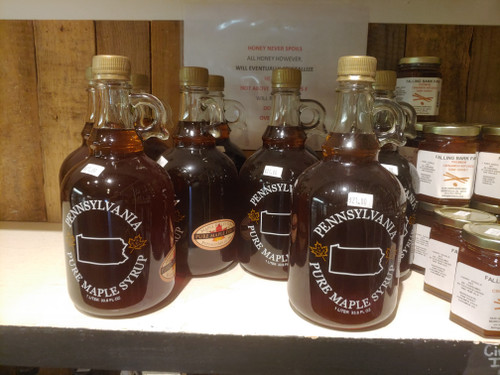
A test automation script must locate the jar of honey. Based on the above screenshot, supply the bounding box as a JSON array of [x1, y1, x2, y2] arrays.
[[417, 124, 480, 206], [425, 207, 497, 301], [470, 200, 500, 222], [395, 56, 442, 123], [450, 223, 500, 338], [472, 125, 500, 207], [412, 201, 443, 273]]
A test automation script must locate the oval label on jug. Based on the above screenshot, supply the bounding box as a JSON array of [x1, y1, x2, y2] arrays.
[[192, 219, 236, 250]]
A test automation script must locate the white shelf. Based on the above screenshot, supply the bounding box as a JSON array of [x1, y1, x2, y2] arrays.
[[1, 221, 498, 374]]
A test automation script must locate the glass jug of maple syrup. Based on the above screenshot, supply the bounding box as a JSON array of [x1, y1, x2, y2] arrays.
[[207, 74, 247, 171], [157, 67, 238, 277], [288, 56, 406, 330], [59, 67, 96, 184], [61, 55, 176, 317], [238, 67, 325, 280], [374, 70, 419, 279]]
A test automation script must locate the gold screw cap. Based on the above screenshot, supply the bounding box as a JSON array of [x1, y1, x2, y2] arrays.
[[374, 70, 397, 90], [337, 55, 377, 82], [92, 55, 131, 81], [208, 75, 225, 91], [272, 68, 301, 88], [179, 66, 209, 87]]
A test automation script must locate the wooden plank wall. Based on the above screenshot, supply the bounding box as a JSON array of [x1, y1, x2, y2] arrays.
[[0, 21, 498, 223]]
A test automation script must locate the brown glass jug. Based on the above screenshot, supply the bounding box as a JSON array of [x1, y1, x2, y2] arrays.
[[238, 68, 325, 280], [288, 56, 406, 330], [61, 55, 176, 317]]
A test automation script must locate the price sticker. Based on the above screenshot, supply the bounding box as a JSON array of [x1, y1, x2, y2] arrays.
[[263, 165, 283, 178], [485, 228, 500, 237], [381, 163, 399, 176], [347, 192, 373, 209], [80, 163, 105, 177]]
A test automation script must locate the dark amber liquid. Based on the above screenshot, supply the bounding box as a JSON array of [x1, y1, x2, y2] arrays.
[[59, 122, 93, 185], [61, 128, 176, 317], [238, 126, 318, 280], [288, 133, 405, 329], [379, 145, 418, 278], [214, 123, 247, 171], [160, 121, 238, 276]]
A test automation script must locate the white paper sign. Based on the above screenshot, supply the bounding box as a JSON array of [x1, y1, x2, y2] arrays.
[[184, 1, 368, 150]]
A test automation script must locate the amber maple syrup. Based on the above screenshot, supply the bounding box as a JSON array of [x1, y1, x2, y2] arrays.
[[61, 56, 176, 317], [288, 56, 406, 330], [158, 67, 238, 277], [238, 68, 325, 280]]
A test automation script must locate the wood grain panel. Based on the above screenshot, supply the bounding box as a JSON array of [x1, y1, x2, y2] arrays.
[[467, 26, 500, 124], [95, 21, 151, 91], [151, 21, 183, 146], [34, 20, 96, 222], [0, 21, 46, 222], [405, 25, 473, 123], [366, 23, 406, 71]]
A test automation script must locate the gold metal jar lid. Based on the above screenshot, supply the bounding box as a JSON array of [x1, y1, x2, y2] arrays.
[[179, 66, 209, 87], [462, 223, 500, 252], [399, 56, 441, 65], [92, 55, 131, 81], [272, 68, 301, 88], [418, 201, 446, 213], [481, 125, 500, 136], [423, 123, 481, 137], [337, 55, 377, 82], [470, 200, 500, 215], [434, 207, 497, 229], [208, 75, 225, 91], [373, 70, 397, 91]]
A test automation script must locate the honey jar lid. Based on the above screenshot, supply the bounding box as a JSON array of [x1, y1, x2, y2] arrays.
[[373, 70, 397, 91], [179, 66, 209, 87], [399, 56, 441, 65], [470, 200, 500, 215], [462, 223, 500, 252], [434, 207, 498, 229], [130, 73, 149, 91], [418, 201, 446, 213], [423, 123, 481, 137], [208, 75, 225, 91], [481, 125, 500, 136], [272, 68, 301, 88], [92, 55, 131, 81], [337, 56, 377, 82]]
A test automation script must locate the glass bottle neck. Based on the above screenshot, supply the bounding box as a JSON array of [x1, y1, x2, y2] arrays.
[[323, 80, 379, 161], [331, 81, 376, 134], [89, 80, 143, 157], [81, 84, 96, 142], [94, 80, 134, 130], [373, 88, 396, 100], [175, 86, 215, 147], [269, 87, 301, 127]]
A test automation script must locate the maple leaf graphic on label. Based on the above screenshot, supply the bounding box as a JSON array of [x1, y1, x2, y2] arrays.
[[128, 234, 147, 252], [310, 241, 328, 261], [211, 223, 225, 242], [248, 209, 260, 222]]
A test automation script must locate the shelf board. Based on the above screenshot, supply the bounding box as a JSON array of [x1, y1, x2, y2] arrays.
[[1, 221, 499, 374]]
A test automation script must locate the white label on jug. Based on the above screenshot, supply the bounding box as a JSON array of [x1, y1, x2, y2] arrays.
[[425, 238, 459, 295], [474, 152, 500, 199], [382, 163, 399, 176], [347, 192, 373, 209], [413, 223, 431, 268], [451, 262, 500, 331], [157, 155, 168, 167], [81, 163, 105, 177], [395, 77, 442, 116], [417, 150, 477, 199], [263, 165, 283, 178]]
